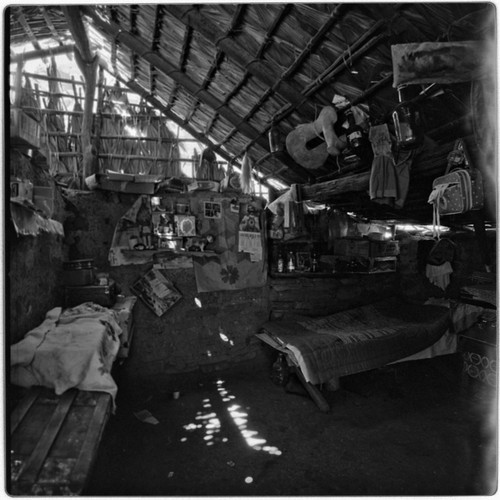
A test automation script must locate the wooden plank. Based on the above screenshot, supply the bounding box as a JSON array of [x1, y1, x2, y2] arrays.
[[10, 387, 42, 435], [18, 390, 77, 485], [71, 393, 111, 486], [301, 171, 371, 202]]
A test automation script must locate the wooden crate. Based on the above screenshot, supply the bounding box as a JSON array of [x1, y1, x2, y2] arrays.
[[9, 387, 111, 496]]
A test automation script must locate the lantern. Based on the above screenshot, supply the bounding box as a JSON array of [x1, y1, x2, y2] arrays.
[[392, 85, 422, 149]]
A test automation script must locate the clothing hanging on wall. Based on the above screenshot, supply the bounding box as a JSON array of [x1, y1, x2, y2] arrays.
[[368, 124, 413, 208], [369, 124, 397, 204]]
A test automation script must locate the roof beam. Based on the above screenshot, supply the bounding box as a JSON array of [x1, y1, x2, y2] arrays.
[[233, 21, 388, 165], [167, 25, 192, 113], [14, 7, 45, 55], [150, 5, 164, 94], [81, 6, 271, 153], [185, 4, 246, 126], [167, 5, 314, 117], [62, 6, 99, 185], [207, 4, 291, 146], [39, 7, 66, 48], [10, 44, 76, 64]]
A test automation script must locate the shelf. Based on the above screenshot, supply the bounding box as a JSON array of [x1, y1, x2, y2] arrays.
[[122, 249, 216, 258], [269, 269, 396, 279]]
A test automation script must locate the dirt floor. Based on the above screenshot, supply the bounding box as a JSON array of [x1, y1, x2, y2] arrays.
[[85, 354, 497, 496]]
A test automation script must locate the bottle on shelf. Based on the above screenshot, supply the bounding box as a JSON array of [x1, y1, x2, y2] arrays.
[[287, 251, 295, 272], [277, 251, 285, 273], [311, 252, 319, 272]]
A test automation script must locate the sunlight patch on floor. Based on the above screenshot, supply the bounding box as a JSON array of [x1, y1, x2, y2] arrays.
[[179, 379, 282, 455], [217, 380, 282, 456]]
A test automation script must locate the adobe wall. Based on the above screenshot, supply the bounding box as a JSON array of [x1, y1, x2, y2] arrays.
[[12, 185, 492, 388], [8, 149, 66, 345]]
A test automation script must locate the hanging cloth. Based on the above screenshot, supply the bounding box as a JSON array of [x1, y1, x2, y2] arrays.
[[426, 262, 453, 290], [393, 149, 414, 208], [368, 124, 397, 205]]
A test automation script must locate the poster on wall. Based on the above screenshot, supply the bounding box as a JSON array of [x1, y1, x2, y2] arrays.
[[238, 207, 263, 261], [131, 268, 182, 316], [192, 194, 267, 292]]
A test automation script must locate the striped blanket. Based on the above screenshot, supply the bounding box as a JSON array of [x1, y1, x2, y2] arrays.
[[258, 299, 450, 385]]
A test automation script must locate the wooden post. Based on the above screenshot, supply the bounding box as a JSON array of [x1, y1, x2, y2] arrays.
[[93, 66, 105, 175], [62, 6, 99, 188]]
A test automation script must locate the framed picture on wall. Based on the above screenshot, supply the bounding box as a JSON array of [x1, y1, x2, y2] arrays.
[[204, 201, 222, 219]]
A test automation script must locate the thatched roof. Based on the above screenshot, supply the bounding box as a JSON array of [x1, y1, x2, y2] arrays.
[[8, 3, 496, 224]]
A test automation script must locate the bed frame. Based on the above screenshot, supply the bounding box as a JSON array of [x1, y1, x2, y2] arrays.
[[8, 386, 111, 495]]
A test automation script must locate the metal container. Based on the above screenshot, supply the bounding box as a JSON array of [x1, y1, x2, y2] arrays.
[[63, 259, 95, 287]]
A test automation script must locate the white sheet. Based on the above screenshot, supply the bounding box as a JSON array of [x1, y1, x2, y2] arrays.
[[10, 303, 122, 403]]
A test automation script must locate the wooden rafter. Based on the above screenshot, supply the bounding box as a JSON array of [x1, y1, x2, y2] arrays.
[[117, 78, 285, 188], [167, 25, 192, 112], [129, 5, 139, 82], [81, 6, 271, 152], [167, 5, 315, 117], [150, 5, 164, 94], [231, 22, 389, 164], [15, 7, 44, 54], [109, 6, 119, 75], [62, 6, 98, 185], [11, 44, 75, 63], [205, 3, 290, 142], [280, 4, 344, 81], [185, 5, 246, 127], [39, 7, 66, 47]]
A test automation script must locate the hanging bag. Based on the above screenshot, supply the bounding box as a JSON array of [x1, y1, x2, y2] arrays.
[[428, 140, 484, 235]]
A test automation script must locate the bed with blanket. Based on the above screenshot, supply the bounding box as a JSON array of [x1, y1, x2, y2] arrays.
[[10, 302, 122, 404], [257, 298, 482, 411], [8, 302, 126, 495]]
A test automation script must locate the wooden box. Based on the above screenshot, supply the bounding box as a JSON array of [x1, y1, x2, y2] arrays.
[[64, 280, 117, 308], [9, 387, 111, 495], [370, 240, 400, 257], [10, 108, 41, 149], [334, 238, 370, 258]]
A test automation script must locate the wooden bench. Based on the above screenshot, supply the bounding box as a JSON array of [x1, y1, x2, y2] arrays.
[[8, 386, 111, 495]]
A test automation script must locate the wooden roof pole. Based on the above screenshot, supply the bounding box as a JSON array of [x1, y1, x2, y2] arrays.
[[10, 44, 76, 64], [166, 5, 315, 117], [39, 7, 66, 48], [203, 4, 289, 137], [121, 78, 303, 187], [14, 7, 45, 55], [184, 4, 246, 126], [81, 6, 271, 153], [231, 23, 388, 163], [62, 6, 99, 188]]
